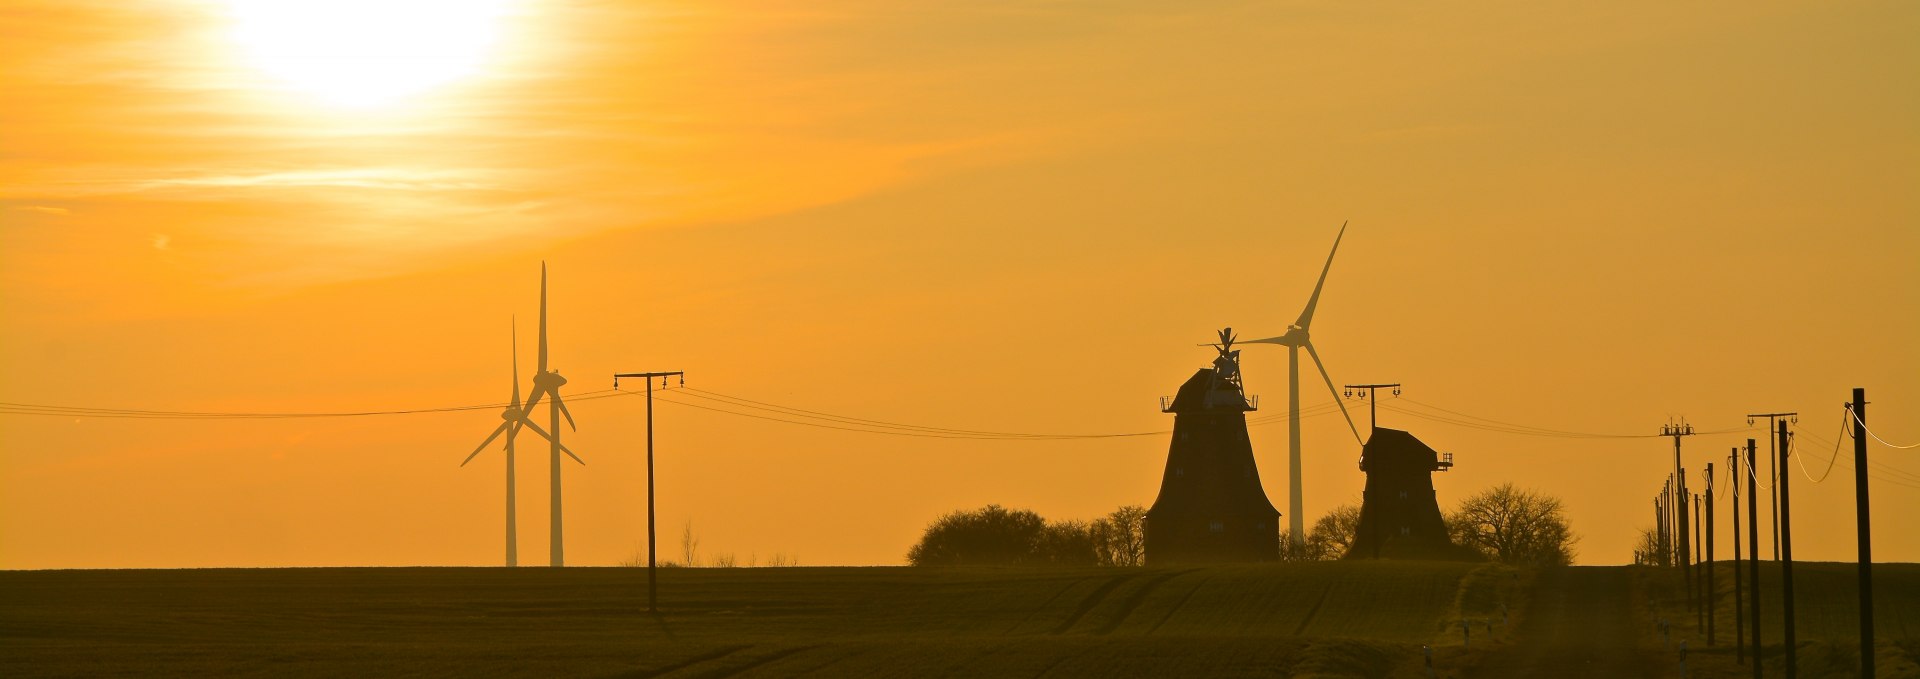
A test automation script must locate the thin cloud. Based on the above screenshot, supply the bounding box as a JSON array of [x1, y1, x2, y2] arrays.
[[11, 205, 71, 215]]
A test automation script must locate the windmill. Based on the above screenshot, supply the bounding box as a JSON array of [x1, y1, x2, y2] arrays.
[[518, 262, 584, 567], [459, 318, 546, 566], [1243, 222, 1364, 550]]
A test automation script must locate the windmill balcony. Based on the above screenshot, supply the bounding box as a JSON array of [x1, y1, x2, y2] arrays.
[[1161, 394, 1259, 413]]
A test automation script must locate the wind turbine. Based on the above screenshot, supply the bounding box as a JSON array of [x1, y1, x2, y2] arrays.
[[1244, 222, 1364, 550], [459, 318, 542, 566], [519, 262, 584, 567]]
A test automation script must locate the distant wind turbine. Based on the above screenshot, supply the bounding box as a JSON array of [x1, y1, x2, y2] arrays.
[[460, 318, 550, 567], [1244, 222, 1363, 550], [519, 263, 585, 567]]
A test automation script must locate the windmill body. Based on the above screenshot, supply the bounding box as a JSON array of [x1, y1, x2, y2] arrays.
[[1244, 223, 1363, 549], [1145, 330, 1280, 564]]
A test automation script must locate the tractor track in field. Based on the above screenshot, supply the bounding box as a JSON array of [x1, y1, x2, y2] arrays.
[[1146, 574, 1213, 635], [1093, 569, 1198, 635], [1007, 574, 1100, 634], [623, 645, 751, 678], [1290, 583, 1336, 636], [1050, 573, 1138, 634], [686, 644, 819, 679]]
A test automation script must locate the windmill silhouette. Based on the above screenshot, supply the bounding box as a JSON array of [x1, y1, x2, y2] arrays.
[[1243, 222, 1363, 550], [518, 263, 584, 567]]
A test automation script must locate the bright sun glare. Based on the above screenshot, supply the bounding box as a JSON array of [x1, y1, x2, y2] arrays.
[[226, 0, 511, 109]]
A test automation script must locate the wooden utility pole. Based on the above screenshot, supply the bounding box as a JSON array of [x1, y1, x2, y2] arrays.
[[1682, 468, 1694, 609], [1706, 463, 1716, 646], [1732, 448, 1745, 663], [1778, 419, 1796, 679], [1850, 388, 1874, 678], [613, 370, 686, 614], [1663, 420, 1695, 608], [1747, 438, 1762, 679], [1748, 411, 1797, 560], [1658, 477, 1674, 567], [1694, 492, 1704, 632]]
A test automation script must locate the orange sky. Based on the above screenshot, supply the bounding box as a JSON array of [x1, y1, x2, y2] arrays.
[[3, 0, 1917, 569]]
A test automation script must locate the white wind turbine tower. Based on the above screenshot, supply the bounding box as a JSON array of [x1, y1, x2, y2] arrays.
[[519, 263, 585, 567], [1243, 222, 1364, 550], [459, 318, 542, 566]]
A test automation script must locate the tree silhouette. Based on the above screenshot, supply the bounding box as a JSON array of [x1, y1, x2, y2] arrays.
[[908, 505, 1049, 566], [1446, 483, 1577, 566]]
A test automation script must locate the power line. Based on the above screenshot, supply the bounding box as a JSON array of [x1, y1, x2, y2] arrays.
[[1789, 408, 1848, 484], [1850, 409, 1920, 449]]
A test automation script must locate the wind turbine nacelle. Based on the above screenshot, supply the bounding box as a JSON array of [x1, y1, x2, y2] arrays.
[[500, 408, 524, 421], [534, 371, 568, 388]]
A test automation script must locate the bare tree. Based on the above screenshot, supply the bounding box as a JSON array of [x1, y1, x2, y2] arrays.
[[1304, 504, 1363, 560], [1092, 505, 1147, 566], [680, 519, 701, 567], [1632, 526, 1664, 566], [1447, 483, 1577, 566]]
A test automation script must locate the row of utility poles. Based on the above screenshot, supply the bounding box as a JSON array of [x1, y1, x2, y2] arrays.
[[1646, 388, 1877, 678]]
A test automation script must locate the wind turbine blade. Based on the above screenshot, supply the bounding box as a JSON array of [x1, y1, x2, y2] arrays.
[[522, 386, 546, 415], [1243, 335, 1289, 345], [520, 419, 586, 465], [503, 420, 521, 449], [555, 396, 576, 432], [463, 421, 512, 466], [1305, 341, 1363, 444], [1295, 220, 1347, 330], [510, 316, 521, 407], [538, 262, 549, 373]]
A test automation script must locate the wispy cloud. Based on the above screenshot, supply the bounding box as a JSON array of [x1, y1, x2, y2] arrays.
[[11, 205, 70, 215], [140, 169, 498, 193]]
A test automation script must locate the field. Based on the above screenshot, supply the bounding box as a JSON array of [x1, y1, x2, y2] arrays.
[[2, 561, 1915, 678]]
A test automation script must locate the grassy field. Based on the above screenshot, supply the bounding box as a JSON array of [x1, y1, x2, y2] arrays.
[[1636, 562, 1920, 678], [1, 561, 1913, 677]]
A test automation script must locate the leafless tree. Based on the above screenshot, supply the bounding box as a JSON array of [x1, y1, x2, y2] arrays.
[[1092, 505, 1147, 566], [680, 519, 701, 567], [1304, 504, 1363, 560], [1446, 483, 1577, 566], [1632, 526, 1665, 566]]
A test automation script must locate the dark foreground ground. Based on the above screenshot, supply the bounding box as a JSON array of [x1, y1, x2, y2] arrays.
[[1, 562, 1915, 678]]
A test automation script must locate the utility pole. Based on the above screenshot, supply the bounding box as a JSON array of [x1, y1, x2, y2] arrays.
[[1682, 468, 1694, 609], [1746, 438, 1761, 679], [1663, 419, 1695, 608], [1732, 448, 1745, 664], [1343, 383, 1401, 434], [1850, 388, 1874, 678], [1748, 411, 1797, 560], [1661, 479, 1672, 567], [1778, 419, 1796, 679], [1654, 494, 1666, 567], [614, 370, 686, 615], [1694, 492, 1703, 632], [1706, 463, 1715, 646]]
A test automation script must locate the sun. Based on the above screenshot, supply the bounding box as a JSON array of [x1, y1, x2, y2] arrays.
[[225, 0, 512, 109]]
